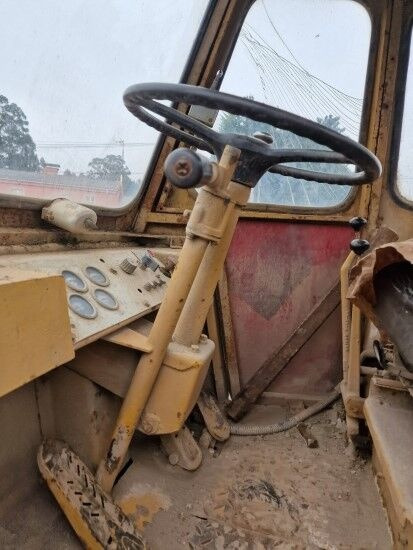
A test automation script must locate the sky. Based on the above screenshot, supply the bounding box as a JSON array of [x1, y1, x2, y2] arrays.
[[2, 0, 409, 203], [221, 0, 370, 108], [0, 0, 208, 180], [398, 50, 413, 201]]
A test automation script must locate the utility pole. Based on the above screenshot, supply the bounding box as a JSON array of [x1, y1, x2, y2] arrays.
[[117, 139, 125, 160]]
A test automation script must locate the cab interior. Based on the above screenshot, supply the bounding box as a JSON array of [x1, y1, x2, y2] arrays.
[[1, 1, 413, 548]]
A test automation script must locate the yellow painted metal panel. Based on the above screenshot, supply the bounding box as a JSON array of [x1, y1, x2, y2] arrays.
[[0, 268, 74, 397]]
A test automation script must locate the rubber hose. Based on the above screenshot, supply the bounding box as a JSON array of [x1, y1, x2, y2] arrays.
[[229, 389, 340, 436]]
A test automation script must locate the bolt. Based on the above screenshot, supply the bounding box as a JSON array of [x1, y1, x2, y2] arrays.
[[191, 344, 200, 352], [200, 334, 208, 343], [141, 420, 154, 434], [143, 300, 150, 307], [175, 159, 191, 177], [168, 453, 179, 466]]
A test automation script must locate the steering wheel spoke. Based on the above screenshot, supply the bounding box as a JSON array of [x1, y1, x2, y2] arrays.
[[124, 88, 219, 154], [268, 164, 363, 185]]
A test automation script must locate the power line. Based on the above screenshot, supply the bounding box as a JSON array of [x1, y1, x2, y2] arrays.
[[257, 41, 361, 132], [241, 27, 363, 137], [36, 141, 155, 149], [261, 0, 304, 70], [244, 20, 363, 104]]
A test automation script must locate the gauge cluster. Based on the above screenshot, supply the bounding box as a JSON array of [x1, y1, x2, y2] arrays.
[[1, 247, 171, 348]]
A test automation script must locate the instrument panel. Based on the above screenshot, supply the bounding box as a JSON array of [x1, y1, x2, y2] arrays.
[[0, 247, 172, 348]]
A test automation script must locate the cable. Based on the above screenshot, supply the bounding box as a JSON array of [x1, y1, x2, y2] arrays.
[[229, 388, 340, 436]]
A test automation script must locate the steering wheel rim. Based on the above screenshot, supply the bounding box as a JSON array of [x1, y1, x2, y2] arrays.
[[123, 82, 381, 186]]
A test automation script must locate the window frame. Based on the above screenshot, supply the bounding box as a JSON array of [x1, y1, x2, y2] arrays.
[[387, 3, 413, 211], [219, 0, 375, 214], [149, 0, 387, 223], [0, 0, 387, 233]]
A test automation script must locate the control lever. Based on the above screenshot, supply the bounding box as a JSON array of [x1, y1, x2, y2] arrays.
[[349, 216, 367, 232], [350, 239, 370, 255], [188, 69, 224, 127], [349, 216, 370, 255], [140, 252, 159, 272]]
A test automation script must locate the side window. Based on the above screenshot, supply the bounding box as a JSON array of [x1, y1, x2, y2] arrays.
[[396, 29, 413, 203], [218, 0, 371, 208], [0, 0, 208, 210]]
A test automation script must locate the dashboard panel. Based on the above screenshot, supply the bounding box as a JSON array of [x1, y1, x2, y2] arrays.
[[0, 247, 172, 348]]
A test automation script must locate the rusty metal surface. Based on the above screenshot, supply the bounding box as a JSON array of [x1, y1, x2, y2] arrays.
[[225, 219, 352, 394], [218, 270, 241, 396], [227, 283, 340, 420], [272, 306, 342, 395]]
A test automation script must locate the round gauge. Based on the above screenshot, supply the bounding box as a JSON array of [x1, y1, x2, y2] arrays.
[[68, 294, 97, 319], [62, 270, 88, 293], [84, 266, 109, 286], [93, 289, 119, 310]]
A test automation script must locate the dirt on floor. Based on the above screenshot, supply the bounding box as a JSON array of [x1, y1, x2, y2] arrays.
[[0, 400, 392, 549]]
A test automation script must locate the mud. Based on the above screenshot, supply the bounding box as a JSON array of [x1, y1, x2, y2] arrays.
[[0, 402, 392, 549]]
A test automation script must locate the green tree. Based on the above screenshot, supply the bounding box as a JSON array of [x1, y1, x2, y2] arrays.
[[63, 168, 76, 176], [219, 97, 278, 141], [87, 154, 132, 184], [0, 95, 39, 171], [316, 114, 345, 134], [219, 110, 346, 150]]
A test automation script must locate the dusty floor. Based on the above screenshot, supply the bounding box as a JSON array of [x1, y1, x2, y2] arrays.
[[0, 401, 392, 549]]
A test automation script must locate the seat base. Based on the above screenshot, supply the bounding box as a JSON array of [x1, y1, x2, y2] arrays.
[[365, 382, 413, 547]]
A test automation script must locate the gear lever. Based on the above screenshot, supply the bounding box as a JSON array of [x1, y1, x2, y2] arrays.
[[349, 216, 370, 256]]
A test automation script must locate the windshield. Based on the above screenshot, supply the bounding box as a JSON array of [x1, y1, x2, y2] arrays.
[[0, 0, 208, 209], [396, 27, 413, 203], [216, 0, 371, 208]]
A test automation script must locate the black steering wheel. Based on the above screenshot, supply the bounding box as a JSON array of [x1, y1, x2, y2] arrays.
[[123, 82, 381, 187]]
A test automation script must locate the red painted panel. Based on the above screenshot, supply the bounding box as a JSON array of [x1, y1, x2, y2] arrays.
[[225, 219, 352, 395], [270, 307, 342, 395]]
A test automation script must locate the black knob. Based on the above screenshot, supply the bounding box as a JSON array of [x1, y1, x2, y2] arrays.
[[349, 217, 367, 232], [350, 238, 370, 256], [164, 149, 213, 189], [140, 253, 159, 272]]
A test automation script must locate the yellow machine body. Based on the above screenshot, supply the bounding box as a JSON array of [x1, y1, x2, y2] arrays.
[[139, 337, 215, 435], [0, 268, 74, 398]]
